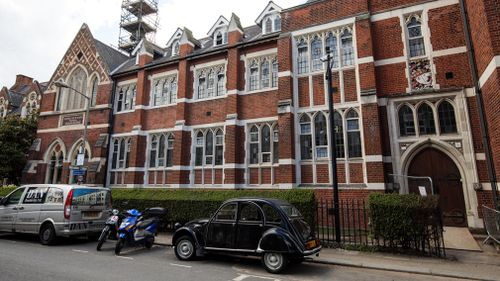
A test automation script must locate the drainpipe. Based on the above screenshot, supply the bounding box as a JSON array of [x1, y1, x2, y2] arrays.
[[459, 0, 499, 211], [102, 80, 117, 188]]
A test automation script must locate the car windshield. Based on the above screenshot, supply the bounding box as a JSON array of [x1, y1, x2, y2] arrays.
[[72, 188, 109, 206], [279, 204, 302, 218]]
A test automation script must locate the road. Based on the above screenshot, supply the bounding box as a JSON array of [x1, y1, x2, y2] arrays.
[[0, 234, 472, 281]]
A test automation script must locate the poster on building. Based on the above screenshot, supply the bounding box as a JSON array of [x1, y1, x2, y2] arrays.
[[409, 59, 433, 90]]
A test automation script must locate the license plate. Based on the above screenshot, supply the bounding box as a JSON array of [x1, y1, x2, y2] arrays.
[[82, 211, 100, 219], [305, 239, 317, 249]]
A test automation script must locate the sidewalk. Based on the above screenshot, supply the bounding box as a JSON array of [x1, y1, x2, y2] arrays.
[[156, 233, 500, 280]]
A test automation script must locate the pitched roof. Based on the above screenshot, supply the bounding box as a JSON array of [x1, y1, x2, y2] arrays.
[[94, 39, 129, 72]]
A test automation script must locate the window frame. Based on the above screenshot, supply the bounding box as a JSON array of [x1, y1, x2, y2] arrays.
[[148, 133, 175, 169], [110, 137, 132, 171], [405, 15, 426, 59], [115, 83, 137, 113], [247, 123, 279, 166], [195, 65, 226, 100], [246, 55, 278, 92], [193, 128, 224, 168]]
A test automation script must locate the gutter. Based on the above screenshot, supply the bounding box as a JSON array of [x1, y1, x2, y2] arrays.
[[459, 0, 499, 210]]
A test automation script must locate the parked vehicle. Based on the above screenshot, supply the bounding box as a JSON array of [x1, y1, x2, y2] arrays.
[[172, 198, 321, 274], [0, 185, 111, 245], [115, 207, 166, 255], [96, 209, 123, 251]]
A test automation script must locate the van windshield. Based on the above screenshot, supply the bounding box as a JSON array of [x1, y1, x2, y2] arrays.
[[72, 189, 109, 206]]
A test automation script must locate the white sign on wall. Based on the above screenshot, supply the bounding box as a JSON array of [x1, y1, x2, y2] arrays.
[[418, 186, 427, 197]]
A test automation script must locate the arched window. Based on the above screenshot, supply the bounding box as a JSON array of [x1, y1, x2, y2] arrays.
[[418, 103, 436, 135], [205, 131, 214, 165], [215, 129, 224, 165], [111, 138, 132, 169], [274, 16, 281, 32], [265, 17, 272, 34], [407, 16, 425, 58], [297, 39, 309, 74], [215, 31, 224, 45], [438, 101, 457, 134], [346, 110, 361, 157], [325, 32, 339, 68], [47, 144, 64, 184], [90, 76, 98, 107], [333, 112, 345, 158], [216, 72, 225, 96], [311, 35, 324, 71], [65, 66, 88, 110], [398, 105, 416, 136], [198, 72, 207, 99], [314, 113, 328, 158], [249, 60, 259, 91], [169, 77, 177, 103], [261, 59, 270, 88], [167, 134, 174, 167], [273, 125, 279, 163], [195, 131, 204, 166], [207, 70, 215, 98], [172, 40, 180, 56], [261, 125, 272, 163], [112, 139, 119, 169], [340, 30, 354, 66], [118, 139, 126, 168], [117, 88, 124, 111], [149, 135, 158, 167], [272, 58, 278, 88], [158, 134, 166, 167], [249, 126, 259, 164], [300, 115, 312, 160]]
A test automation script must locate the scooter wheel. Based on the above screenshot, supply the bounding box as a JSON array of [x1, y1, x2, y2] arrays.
[[115, 238, 125, 255], [96, 226, 110, 251], [145, 237, 154, 249]]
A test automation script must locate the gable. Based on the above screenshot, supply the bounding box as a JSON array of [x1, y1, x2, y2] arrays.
[[47, 24, 113, 90]]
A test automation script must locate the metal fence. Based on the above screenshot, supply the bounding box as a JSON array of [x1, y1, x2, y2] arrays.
[[315, 198, 446, 257], [482, 205, 500, 245]]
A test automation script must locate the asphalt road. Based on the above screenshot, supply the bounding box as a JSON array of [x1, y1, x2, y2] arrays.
[[0, 233, 472, 281]]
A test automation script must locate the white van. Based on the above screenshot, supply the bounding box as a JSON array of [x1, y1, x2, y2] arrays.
[[0, 185, 111, 245]]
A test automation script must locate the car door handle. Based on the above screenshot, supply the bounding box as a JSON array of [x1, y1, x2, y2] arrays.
[[18, 207, 24, 210], [12, 207, 18, 210]]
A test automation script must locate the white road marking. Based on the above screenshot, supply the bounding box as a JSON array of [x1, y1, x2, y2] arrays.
[[72, 249, 88, 253], [115, 256, 134, 260], [169, 263, 192, 268], [232, 274, 280, 281]]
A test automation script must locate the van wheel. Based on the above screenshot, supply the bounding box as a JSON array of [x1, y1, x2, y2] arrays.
[[174, 235, 196, 261], [39, 223, 56, 245], [262, 252, 288, 274]]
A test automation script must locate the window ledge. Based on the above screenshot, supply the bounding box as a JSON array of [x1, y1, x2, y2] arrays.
[[191, 95, 226, 103], [114, 109, 136, 115], [148, 103, 177, 109], [243, 87, 278, 95]]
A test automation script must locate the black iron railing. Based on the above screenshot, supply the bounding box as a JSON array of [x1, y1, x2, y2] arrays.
[[315, 198, 446, 257]]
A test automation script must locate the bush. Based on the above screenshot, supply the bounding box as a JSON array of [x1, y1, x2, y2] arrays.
[[112, 188, 316, 230], [0, 186, 17, 197], [369, 193, 441, 249]]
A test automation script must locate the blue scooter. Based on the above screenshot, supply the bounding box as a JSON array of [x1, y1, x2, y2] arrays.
[[115, 207, 167, 255]]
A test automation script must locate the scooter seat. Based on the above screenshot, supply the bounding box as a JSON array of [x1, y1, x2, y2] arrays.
[[137, 218, 157, 229]]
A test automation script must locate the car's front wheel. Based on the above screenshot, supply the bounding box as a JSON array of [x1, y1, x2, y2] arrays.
[[262, 252, 288, 274], [174, 235, 196, 261]]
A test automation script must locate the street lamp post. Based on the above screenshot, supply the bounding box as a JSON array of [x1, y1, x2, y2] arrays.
[[321, 51, 341, 244], [54, 81, 90, 183]]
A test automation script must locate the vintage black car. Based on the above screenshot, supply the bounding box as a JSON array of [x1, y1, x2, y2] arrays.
[[172, 198, 321, 273]]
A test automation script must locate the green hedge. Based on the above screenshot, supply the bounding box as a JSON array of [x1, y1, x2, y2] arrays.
[[369, 193, 440, 248], [112, 189, 316, 229], [0, 186, 17, 197]]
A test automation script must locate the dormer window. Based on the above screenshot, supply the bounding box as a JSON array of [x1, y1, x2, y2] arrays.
[[172, 40, 180, 56], [256, 2, 282, 35], [214, 29, 227, 46]]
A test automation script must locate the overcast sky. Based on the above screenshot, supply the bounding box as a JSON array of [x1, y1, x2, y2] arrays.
[[0, 0, 305, 87]]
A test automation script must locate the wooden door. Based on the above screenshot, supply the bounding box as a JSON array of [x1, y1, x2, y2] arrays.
[[408, 148, 467, 227]]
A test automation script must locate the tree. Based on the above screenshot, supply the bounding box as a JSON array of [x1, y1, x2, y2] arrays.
[[0, 115, 37, 185]]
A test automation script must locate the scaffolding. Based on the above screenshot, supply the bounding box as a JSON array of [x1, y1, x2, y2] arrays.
[[118, 0, 159, 54]]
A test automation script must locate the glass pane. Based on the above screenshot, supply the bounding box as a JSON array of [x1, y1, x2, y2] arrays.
[[300, 135, 312, 160], [315, 114, 327, 146], [23, 187, 48, 204], [206, 131, 213, 155], [239, 203, 262, 222], [347, 119, 359, 131], [438, 102, 457, 134], [348, 132, 362, 158], [250, 143, 259, 164], [6, 188, 25, 205], [311, 36, 323, 71], [418, 104, 436, 135], [300, 123, 311, 134], [334, 112, 345, 158], [216, 203, 237, 221], [215, 146, 223, 165], [45, 188, 64, 204], [316, 147, 328, 158], [262, 126, 271, 153], [195, 147, 203, 166], [399, 106, 416, 136], [297, 39, 309, 74]]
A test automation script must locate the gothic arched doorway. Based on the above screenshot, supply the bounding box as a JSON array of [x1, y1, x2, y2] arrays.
[[408, 147, 467, 227]]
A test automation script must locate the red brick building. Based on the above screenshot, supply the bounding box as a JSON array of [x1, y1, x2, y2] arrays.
[[23, 0, 500, 229], [23, 24, 128, 186], [0, 74, 46, 118]]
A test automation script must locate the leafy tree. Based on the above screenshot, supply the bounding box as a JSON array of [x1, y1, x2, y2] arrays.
[[0, 115, 37, 185]]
